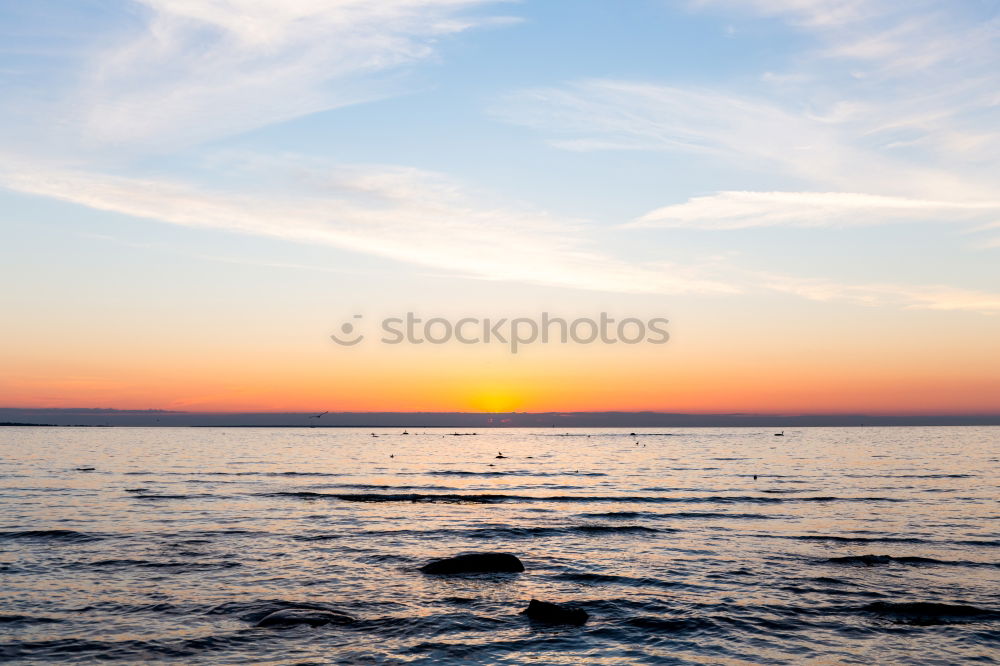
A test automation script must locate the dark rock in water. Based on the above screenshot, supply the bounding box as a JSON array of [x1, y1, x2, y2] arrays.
[[419, 552, 524, 574], [255, 608, 355, 627], [521, 599, 588, 625]]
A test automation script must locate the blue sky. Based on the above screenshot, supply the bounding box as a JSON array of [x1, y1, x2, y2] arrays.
[[1, 1, 999, 411]]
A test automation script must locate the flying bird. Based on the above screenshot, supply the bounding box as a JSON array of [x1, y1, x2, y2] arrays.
[[310, 411, 328, 419]]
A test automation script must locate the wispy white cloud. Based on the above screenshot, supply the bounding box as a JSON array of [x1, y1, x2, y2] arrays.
[[692, 0, 877, 29], [498, 1, 999, 244], [10, 0, 513, 154], [488, 1, 1000, 310], [701, 0, 1000, 160], [7, 153, 1000, 313], [0, 155, 738, 297], [77, 231, 367, 275], [752, 271, 1000, 314], [497, 78, 995, 202], [194, 254, 364, 276], [629, 191, 1000, 230]]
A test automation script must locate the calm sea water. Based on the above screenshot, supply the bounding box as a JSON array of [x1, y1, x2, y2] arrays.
[[1, 426, 998, 664]]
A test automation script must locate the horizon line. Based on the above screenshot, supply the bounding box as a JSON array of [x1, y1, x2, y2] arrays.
[[3, 407, 999, 428], [3, 407, 1000, 417]]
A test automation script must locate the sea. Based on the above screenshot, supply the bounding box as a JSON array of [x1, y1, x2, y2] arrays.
[[1, 426, 998, 664]]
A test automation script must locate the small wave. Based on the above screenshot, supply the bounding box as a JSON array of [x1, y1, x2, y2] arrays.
[[787, 535, 928, 544], [422, 470, 509, 477], [639, 486, 723, 492], [862, 601, 999, 624], [264, 491, 901, 505], [205, 599, 353, 624], [807, 576, 851, 585], [826, 554, 999, 568], [668, 467, 720, 471], [553, 572, 680, 589], [543, 431, 720, 437], [573, 524, 661, 534], [0, 615, 62, 625], [396, 522, 667, 541], [458, 524, 668, 538], [420, 470, 607, 477], [789, 496, 904, 503], [309, 483, 454, 491], [294, 533, 344, 541], [81, 558, 241, 571], [67, 601, 190, 616], [130, 494, 218, 500], [0, 633, 266, 661], [175, 529, 260, 537], [296, 524, 670, 541], [266, 491, 505, 503], [125, 470, 339, 477], [260, 491, 329, 499], [578, 511, 647, 519], [844, 473, 974, 479], [358, 613, 507, 641], [579, 510, 779, 520], [675, 510, 784, 518], [0, 639, 149, 661], [896, 474, 974, 479], [0, 530, 101, 542], [623, 616, 718, 633], [355, 553, 418, 565], [828, 554, 936, 565]]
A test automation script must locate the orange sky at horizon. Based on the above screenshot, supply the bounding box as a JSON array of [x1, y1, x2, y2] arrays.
[[4, 272, 999, 416], [4, 337, 999, 415]]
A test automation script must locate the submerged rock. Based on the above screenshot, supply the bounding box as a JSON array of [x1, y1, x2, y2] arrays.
[[419, 552, 524, 574], [521, 599, 589, 625], [255, 608, 355, 627]]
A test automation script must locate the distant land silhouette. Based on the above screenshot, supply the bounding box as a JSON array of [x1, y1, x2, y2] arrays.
[[1, 408, 998, 427]]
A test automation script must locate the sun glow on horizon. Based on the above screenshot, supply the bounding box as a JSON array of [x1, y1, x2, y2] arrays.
[[467, 386, 526, 413]]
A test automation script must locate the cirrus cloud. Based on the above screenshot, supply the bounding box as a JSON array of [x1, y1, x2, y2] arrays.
[[629, 191, 1000, 230]]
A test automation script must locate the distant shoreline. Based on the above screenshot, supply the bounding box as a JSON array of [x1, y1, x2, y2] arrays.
[[2, 411, 999, 428]]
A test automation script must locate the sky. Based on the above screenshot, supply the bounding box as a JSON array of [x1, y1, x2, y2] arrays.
[[1, 0, 998, 415]]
